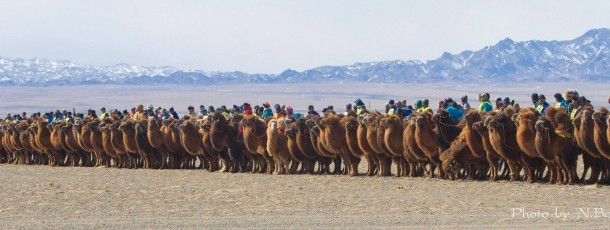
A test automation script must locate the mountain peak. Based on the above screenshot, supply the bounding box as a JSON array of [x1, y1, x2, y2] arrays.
[[1, 28, 610, 85]]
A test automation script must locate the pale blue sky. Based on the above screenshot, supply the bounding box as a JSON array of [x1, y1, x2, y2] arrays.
[[1, 0, 609, 73]]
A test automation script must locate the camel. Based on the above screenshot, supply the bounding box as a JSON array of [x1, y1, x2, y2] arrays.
[[119, 119, 142, 168], [100, 121, 119, 168], [135, 120, 155, 169], [486, 110, 531, 182], [440, 134, 476, 180], [178, 120, 207, 169], [381, 115, 409, 177], [294, 118, 322, 174], [574, 109, 606, 184], [284, 120, 315, 174], [59, 122, 83, 167], [513, 108, 550, 183], [535, 111, 580, 184], [241, 116, 273, 173], [319, 114, 360, 176], [414, 112, 444, 178], [160, 120, 182, 169], [35, 121, 55, 166], [461, 110, 489, 179], [74, 119, 96, 167], [356, 115, 380, 176], [593, 107, 610, 160], [198, 119, 222, 171], [208, 112, 248, 173], [307, 118, 340, 174], [266, 118, 292, 174], [403, 115, 429, 177], [48, 122, 66, 166], [147, 118, 170, 169], [363, 113, 391, 176], [86, 120, 108, 167]]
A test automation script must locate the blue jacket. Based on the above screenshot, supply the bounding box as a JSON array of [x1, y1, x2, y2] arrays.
[[262, 108, 273, 119], [447, 107, 464, 121]]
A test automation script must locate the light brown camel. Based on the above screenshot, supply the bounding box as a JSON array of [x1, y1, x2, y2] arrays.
[[266, 118, 292, 174], [364, 113, 391, 176], [307, 118, 337, 174], [198, 119, 222, 171]]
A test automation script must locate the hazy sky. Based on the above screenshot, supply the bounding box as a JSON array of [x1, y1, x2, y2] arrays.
[[1, 0, 609, 73]]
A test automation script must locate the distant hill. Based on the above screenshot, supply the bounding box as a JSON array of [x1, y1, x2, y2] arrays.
[[1, 28, 608, 86]]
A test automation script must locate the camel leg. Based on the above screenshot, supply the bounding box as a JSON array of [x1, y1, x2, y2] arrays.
[[506, 160, 519, 182]]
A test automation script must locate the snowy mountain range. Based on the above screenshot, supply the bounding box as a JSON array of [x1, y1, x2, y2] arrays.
[[1, 28, 609, 86]]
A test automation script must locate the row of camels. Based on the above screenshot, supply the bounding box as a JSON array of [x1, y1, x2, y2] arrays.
[[1, 106, 610, 185]]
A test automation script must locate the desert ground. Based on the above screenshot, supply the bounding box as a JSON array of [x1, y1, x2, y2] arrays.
[[1, 163, 609, 229], [1, 82, 609, 228]]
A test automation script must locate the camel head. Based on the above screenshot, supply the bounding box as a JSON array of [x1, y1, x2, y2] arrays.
[[580, 109, 594, 126], [592, 107, 608, 124], [464, 110, 482, 126], [118, 120, 135, 132], [535, 118, 552, 133], [432, 109, 453, 125]]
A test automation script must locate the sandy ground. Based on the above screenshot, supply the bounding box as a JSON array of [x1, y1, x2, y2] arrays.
[[0, 163, 609, 229]]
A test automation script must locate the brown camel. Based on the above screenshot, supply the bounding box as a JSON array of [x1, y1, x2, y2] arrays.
[[294, 118, 322, 174], [440, 134, 476, 180], [356, 115, 379, 176], [381, 115, 409, 177], [208, 112, 248, 173], [343, 116, 368, 175], [486, 110, 530, 182], [574, 109, 606, 184], [319, 114, 360, 176], [35, 121, 55, 166], [535, 111, 580, 184], [513, 108, 548, 182], [414, 112, 444, 178], [147, 118, 170, 169], [364, 113, 391, 176], [119, 120, 140, 168], [198, 119, 222, 171], [86, 120, 108, 167], [100, 122, 118, 166], [134, 120, 155, 169], [307, 118, 339, 174], [284, 120, 314, 174], [59, 123, 83, 167], [178, 120, 206, 168], [403, 114, 429, 177], [241, 116, 273, 173]]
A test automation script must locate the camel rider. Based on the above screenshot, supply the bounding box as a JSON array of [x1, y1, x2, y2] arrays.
[[537, 94, 550, 115], [494, 98, 504, 111], [187, 105, 197, 118], [161, 109, 170, 120], [344, 103, 354, 116], [64, 112, 74, 123], [461, 95, 471, 110], [553, 93, 566, 110], [386, 100, 396, 115], [132, 104, 144, 120], [530, 93, 539, 110], [198, 105, 207, 116], [219, 105, 230, 117], [274, 104, 286, 119], [570, 97, 583, 120], [243, 103, 253, 116], [307, 105, 320, 118], [262, 102, 273, 119], [4, 113, 11, 123], [478, 93, 493, 112], [100, 107, 110, 121], [417, 99, 433, 113]]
